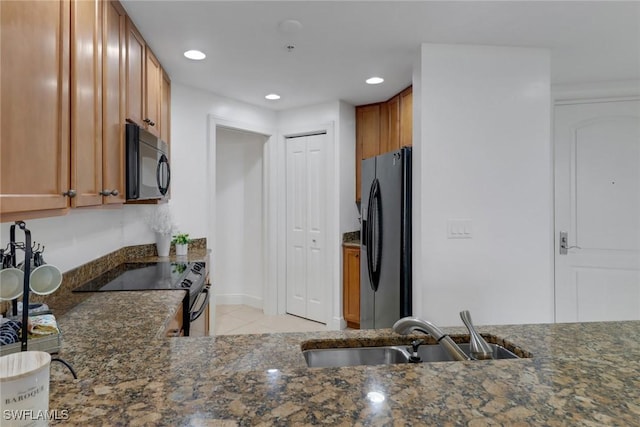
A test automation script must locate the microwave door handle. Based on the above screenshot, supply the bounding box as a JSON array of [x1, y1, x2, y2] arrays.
[[157, 154, 170, 195]]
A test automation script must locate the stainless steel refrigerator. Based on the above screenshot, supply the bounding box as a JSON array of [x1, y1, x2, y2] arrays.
[[360, 147, 412, 329]]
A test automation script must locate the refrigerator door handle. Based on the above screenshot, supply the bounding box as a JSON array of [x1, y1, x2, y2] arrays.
[[367, 178, 382, 292]]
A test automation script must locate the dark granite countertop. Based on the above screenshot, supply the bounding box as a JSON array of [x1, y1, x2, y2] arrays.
[[343, 230, 360, 247], [45, 290, 640, 426]]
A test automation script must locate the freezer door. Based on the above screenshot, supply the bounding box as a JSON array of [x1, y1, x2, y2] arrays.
[[372, 150, 404, 328], [360, 156, 376, 329]]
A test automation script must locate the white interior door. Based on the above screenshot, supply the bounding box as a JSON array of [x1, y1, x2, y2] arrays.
[[554, 99, 640, 322], [286, 133, 327, 323]]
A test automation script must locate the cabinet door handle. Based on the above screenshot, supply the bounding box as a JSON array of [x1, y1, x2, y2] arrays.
[[143, 118, 151, 124], [149, 121, 155, 127], [63, 189, 76, 198], [100, 189, 120, 197]]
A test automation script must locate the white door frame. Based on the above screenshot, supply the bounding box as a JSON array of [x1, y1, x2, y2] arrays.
[[206, 115, 277, 320]]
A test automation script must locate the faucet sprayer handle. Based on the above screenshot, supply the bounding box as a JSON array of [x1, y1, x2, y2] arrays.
[[460, 310, 493, 360]]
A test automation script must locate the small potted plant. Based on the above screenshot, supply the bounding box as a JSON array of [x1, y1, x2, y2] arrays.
[[172, 233, 190, 256]]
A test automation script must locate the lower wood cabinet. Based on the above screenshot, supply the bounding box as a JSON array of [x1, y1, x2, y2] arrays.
[[343, 245, 361, 329]]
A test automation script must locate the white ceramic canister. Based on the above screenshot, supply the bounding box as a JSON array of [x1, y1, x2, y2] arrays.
[[0, 351, 51, 427]]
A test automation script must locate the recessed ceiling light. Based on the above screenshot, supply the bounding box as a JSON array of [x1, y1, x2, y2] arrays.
[[184, 50, 206, 60], [366, 77, 384, 85], [265, 93, 281, 100]]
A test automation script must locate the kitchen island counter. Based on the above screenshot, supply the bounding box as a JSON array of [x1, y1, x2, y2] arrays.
[[48, 292, 640, 425]]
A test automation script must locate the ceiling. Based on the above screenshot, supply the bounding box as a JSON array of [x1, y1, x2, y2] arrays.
[[120, 1, 640, 111]]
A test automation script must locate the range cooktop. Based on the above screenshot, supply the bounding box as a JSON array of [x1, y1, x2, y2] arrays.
[[72, 262, 202, 292]]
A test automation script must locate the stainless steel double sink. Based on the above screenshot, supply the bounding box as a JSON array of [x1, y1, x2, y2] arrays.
[[303, 342, 522, 368]]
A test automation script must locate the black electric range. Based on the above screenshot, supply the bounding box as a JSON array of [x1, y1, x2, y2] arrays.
[[73, 261, 208, 336]]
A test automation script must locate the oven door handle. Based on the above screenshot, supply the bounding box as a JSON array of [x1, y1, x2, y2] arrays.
[[190, 287, 210, 322]]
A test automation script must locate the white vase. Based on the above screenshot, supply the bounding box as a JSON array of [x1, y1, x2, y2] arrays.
[[155, 232, 171, 257], [175, 243, 188, 256]]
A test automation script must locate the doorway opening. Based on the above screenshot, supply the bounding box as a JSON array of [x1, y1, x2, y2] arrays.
[[215, 127, 268, 309]]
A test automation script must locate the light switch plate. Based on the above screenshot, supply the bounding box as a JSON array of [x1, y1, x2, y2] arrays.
[[447, 219, 472, 239]]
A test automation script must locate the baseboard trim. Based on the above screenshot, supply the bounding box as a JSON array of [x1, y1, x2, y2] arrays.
[[215, 293, 263, 309]]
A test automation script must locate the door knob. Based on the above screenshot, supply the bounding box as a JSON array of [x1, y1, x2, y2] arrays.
[[63, 189, 76, 198]]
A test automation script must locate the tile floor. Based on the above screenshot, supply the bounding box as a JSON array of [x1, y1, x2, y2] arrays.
[[213, 304, 327, 335]]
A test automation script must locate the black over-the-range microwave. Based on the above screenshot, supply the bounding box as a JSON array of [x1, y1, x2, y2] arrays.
[[125, 123, 171, 200]]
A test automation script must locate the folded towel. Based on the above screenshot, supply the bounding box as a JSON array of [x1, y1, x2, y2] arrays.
[[28, 314, 60, 336]]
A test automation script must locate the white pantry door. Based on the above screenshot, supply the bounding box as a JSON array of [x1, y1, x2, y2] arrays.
[[554, 100, 640, 322], [285, 133, 327, 323]]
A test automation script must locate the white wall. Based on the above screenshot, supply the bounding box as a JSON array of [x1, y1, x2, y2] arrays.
[[171, 84, 277, 242], [0, 204, 156, 273], [215, 128, 266, 307], [338, 101, 359, 234], [414, 43, 554, 326]]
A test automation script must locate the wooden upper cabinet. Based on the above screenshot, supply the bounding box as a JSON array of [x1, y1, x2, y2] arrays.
[[0, 0, 168, 220], [71, 0, 103, 208], [399, 86, 413, 147], [160, 69, 171, 143], [355, 104, 381, 202], [125, 17, 165, 138], [125, 17, 145, 127], [386, 94, 401, 152], [354, 86, 412, 203], [0, 0, 71, 217], [358, 104, 381, 159], [144, 49, 161, 137], [102, 0, 126, 205]]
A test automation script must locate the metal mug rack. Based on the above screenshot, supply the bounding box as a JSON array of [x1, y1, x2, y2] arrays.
[[4, 221, 77, 378]]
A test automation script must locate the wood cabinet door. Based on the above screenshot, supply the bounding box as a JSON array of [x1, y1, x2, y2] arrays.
[[399, 87, 413, 147], [125, 17, 145, 127], [386, 95, 400, 152], [71, 0, 103, 208], [379, 102, 389, 155], [0, 0, 71, 216], [355, 104, 381, 202], [144, 48, 161, 137], [101, 0, 126, 205], [343, 246, 361, 328], [160, 69, 171, 144]]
